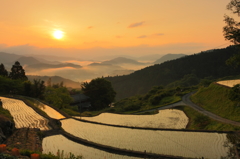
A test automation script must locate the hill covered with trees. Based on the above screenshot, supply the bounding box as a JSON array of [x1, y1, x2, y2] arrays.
[[105, 45, 240, 100]]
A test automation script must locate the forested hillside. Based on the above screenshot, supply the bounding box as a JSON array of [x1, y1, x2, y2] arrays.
[[105, 45, 240, 100]]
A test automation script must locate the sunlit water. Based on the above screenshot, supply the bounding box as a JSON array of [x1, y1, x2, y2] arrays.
[[43, 135, 141, 159], [34, 102, 65, 119], [77, 109, 188, 129], [61, 118, 231, 159], [0, 97, 50, 130], [1, 96, 233, 158], [217, 80, 240, 87]]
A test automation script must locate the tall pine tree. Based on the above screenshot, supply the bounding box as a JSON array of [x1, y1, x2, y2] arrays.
[[9, 61, 28, 80], [0, 63, 8, 77]]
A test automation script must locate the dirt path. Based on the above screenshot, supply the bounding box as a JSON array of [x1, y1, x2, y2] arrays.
[[182, 92, 240, 127], [137, 92, 240, 127]]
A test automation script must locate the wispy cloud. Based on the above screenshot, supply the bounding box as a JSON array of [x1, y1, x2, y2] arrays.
[[137, 33, 164, 39], [87, 26, 93, 29], [116, 35, 122, 38], [128, 21, 145, 28], [137, 35, 147, 38], [154, 33, 164, 36]]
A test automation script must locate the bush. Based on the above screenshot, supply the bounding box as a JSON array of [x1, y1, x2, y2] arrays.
[[0, 153, 17, 159], [123, 104, 141, 111], [194, 114, 211, 129]]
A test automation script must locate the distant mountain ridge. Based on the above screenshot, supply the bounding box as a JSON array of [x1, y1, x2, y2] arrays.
[[27, 75, 81, 88], [0, 52, 23, 64], [25, 62, 82, 71], [105, 45, 240, 100], [153, 54, 186, 64], [101, 57, 144, 65], [16, 56, 41, 65], [136, 54, 163, 62]]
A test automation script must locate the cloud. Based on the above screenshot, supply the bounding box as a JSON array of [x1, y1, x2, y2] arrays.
[[128, 21, 145, 28], [137, 35, 147, 38], [154, 33, 164, 36], [25, 62, 136, 83], [116, 35, 122, 38], [87, 26, 93, 29], [137, 33, 164, 39]]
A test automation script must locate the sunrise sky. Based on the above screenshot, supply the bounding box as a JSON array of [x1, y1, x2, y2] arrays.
[[0, 0, 234, 59]]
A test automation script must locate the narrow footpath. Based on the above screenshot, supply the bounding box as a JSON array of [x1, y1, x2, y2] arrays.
[[182, 92, 240, 127], [139, 91, 240, 127]]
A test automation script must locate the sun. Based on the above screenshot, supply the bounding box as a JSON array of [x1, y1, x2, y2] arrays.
[[53, 30, 64, 39]]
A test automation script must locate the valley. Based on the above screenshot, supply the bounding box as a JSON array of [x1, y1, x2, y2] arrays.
[[1, 1, 240, 158], [1, 46, 240, 158], [0, 81, 240, 158]]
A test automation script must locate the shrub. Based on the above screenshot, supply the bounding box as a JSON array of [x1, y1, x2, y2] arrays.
[[194, 114, 211, 129]]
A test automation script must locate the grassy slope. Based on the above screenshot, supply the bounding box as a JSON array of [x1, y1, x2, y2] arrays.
[[0, 107, 13, 121], [177, 106, 240, 131], [191, 83, 240, 122]]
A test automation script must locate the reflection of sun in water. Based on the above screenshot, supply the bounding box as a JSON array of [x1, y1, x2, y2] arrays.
[[53, 30, 64, 39]]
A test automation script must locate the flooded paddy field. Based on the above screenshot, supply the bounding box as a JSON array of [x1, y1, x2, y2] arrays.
[[217, 80, 240, 87], [1, 96, 235, 158], [43, 135, 142, 159], [77, 109, 188, 129], [34, 102, 65, 119], [61, 118, 231, 159], [1, 97, 50, 130]]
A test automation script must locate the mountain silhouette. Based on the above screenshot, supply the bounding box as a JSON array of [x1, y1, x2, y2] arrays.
[[153, 54, 186, 64], [101, 57, 144, 65], [105, 45, 240, 100]]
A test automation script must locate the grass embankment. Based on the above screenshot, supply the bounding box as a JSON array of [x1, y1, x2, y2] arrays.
[[79, 87, 193, 116], [0, 106, 13, 121], [1, 149, 82, 159], [78, 95, 181, 117], [191, 83, 240, 122], [112, 95, 181, 114], [177, 106, 240, 131]]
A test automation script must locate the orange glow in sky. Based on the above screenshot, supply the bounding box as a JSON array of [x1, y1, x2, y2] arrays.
[[0, 0, 233, 57]]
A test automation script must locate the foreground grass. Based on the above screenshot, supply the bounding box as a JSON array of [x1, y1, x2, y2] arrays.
[[79, 95, 181, 117], [0, 149, 82, 159], [0, 106, 13, 121], [177, 106, 240, 131], [115, 95, 181, 114], [191, 83, 240, 122]]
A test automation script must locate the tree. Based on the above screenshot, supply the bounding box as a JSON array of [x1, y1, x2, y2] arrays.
[[223, 0, 240, 67], [81, 78, 116, 110], [9, 61, 28, 80], [0, 76, 23, 94], [32, 79, 46, 99], [228, 84, 240, 103], [0, 63, 8, 77], [52, 81, 64, 88], [223, 0, 240, 44], [44, 86, 73, 109]]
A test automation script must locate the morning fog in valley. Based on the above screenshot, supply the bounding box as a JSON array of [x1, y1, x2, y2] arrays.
[[0, 1, 240, 159]]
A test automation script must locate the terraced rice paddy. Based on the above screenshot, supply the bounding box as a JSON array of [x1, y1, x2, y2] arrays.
[[0, 97, 50, 130], [43, 135, 141, 159], [61, 118, 231, 159], [77, 109, 188, 129], [34, 102, 65, 119], [217, 79, 240, 87]]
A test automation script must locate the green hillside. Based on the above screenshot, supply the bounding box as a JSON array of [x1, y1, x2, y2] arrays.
[[111, 83, 240, 131], [191, 83, 240, 122], [105, 45, 240, 101]]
